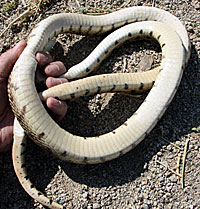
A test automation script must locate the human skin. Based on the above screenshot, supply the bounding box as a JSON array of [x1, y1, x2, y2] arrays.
[[0, 40, 68, 152]]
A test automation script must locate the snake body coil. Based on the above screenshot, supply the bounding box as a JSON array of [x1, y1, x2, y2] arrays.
[[9, 6, 190, 208]]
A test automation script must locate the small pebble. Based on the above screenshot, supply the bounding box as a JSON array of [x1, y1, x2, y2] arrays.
[[93, 203, 101, 209]]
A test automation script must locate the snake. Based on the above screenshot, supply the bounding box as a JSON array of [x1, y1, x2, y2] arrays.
[[7, 6, 190, 208]]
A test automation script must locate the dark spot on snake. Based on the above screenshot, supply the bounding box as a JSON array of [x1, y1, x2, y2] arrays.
[[149, 31, 153, 36], [85, 89, 90, 95], [21, 163, 26, 168], [161, 43, 166, 48], [124, 83, 128, 89], [97, 26, 104, 34], [70, 93, 75, 99], [83, 157, 88, 163], [20, 151, 25, 155], [86, 68, 90, 72], [139, 29, 143, 34], [79, 25, 82, 33], [131, 143, 136, 149], [69, 25, 73, 32], [128, 32, 132, 37], [119, 150, 123, 157], [124, 122, 128, 126], [100, 157, 106, 162], [159, 68, 163, 72], [87, 26, 92, 34], [54, 30, 57, 37], [112, 131, 116, 134], [143, 99, 147, 103], [61, 151, 67, 156], [22, 105, 26, 113], [144, 131, 148, 137], [49, 199, 53, 204], [131, 90, 136, 94], [110, 84, 116, 91], [21, 142, 26, 147], [76, 86, 79, 90], [124, 19, 129, 25], [61, 26, 64, 33], [97, 58, 100, 63], [39, 132, 45, 139], [30, 184, 34, 188], [115, 40, 119, 45], [139, 82, 144, 90], [157, 35, 161, 40], [152, 81, 155, 85], [97, 86, 101, 93], [24, 175, 29, 180], [84, 137, 87, 140], [111, 23, 115, 30], [38, 192, 42, 196], [104, 50, 108, 54], [145, 17, 148, 21], [48, 37, 51, 42]]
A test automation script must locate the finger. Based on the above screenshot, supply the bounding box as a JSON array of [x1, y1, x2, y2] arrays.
[[46, 97, 67, 121], [44, 61, 66, 77], [46, 77, 68, 88], [0, 109, 14, 152], [0, 40, 26, 79], [35, 52, 53, 68]]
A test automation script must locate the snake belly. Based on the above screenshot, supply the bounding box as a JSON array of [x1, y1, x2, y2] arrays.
[[10, 6, 191, 209], [9, 6, 190, 165]]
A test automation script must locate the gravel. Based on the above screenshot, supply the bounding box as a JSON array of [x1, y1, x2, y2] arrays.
[[0, 0, 199, 208]]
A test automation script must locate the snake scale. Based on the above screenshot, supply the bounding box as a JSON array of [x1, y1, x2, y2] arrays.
[[8, 6, 190, 208]]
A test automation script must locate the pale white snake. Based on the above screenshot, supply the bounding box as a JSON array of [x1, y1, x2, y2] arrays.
[[8, 6, 190, 208]]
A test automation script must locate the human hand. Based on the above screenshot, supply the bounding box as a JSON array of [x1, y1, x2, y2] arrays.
[[0, 40, 68, 152]]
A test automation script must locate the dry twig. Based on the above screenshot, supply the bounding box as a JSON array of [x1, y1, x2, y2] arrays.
[[0, 9, 32, 38], [181, 138, 190, 188], [156, 160, 182, 178], [176, 154, 182, 183], [119, 0, 132, 8]]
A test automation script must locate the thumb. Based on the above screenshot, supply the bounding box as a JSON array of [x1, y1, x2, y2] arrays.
[[0, 40, 27, 80]]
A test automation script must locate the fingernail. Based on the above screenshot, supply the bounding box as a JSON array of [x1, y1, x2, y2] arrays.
[[36, 52, 52, 66], [54, 78, 63, 86], [55, 100, 62, 106]]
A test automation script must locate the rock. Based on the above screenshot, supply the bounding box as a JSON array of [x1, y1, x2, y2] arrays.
[[169, 176, 178, 183], [158, 177, 165, 183], [93, 203, 101, 209]]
